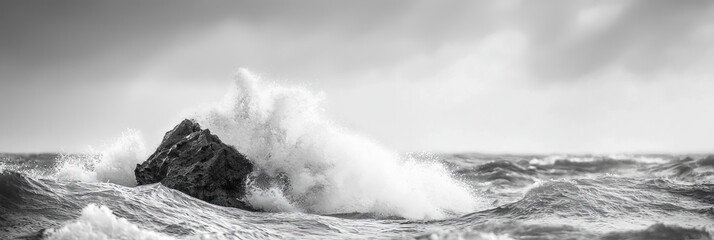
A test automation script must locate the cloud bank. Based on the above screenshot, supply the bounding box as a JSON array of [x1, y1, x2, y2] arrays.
[[1, 0, 713, 153]]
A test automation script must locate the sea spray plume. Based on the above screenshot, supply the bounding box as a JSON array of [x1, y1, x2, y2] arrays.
[[54, 129, 147, 186], [53, 152, 100, 182], [193, 69, 478, 219]]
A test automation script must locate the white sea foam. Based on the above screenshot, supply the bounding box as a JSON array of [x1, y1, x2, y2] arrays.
[[44, 204, 171, 240], [421, 231, 515, 240], [193, 69, 477, 219], [54, 129, 148, 186], [528, 154, 667, 165], [607, 154, 668, 164], [244, 186, 298, 212]]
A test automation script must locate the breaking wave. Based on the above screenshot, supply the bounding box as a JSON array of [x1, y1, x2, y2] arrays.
[[44, 204, 171, 240], [52, 129, 148, 186], [3, 68, 714, 238], [193, 69, 477, 219], [528, 154, 668, 166]]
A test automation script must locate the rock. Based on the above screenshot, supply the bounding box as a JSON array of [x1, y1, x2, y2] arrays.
[[135, 119, 254, 210]]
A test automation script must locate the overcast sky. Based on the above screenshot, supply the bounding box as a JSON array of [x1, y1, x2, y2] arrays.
[[2, 0, 714, 153]]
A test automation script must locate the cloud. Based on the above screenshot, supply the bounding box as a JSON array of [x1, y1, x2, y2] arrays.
[[4, 0, 712, 85], [521, 0, 714, 81], [2, 0, 714, 152]]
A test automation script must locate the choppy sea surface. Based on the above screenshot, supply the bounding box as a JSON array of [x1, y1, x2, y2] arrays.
[[1, 152, 713, 240], [2, 70, 713, 239]]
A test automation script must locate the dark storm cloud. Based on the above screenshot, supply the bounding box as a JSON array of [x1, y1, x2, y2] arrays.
[[523, 0, 714, 81], [2, 0, 713, 85], [0, 0, 224, 84], [2, 0, 714, 152], [0, 0, 502, 85]]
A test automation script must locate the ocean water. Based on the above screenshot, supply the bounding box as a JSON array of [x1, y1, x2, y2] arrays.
[[1, 70, 713, 239], [2, 153, 713, 239]]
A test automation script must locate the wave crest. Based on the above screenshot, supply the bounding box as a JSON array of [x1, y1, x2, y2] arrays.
[[44, 204, 171, 240], [193, 69, 477, 219], [53, 129, 147, 186]]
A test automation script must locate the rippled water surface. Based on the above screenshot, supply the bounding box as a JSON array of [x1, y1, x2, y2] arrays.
[[1, 153, 713, 239]]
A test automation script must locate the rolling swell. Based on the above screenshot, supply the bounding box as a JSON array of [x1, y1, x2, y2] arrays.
[[2, 153, 714, 239], [535, 158, 637, 173], [0, 171, 77, 238], [647, 156, 714, 183], [601, 224, 711, 240], [642, 178, 714, 205], [1, 70, 713, 238], [419, 222, 711, 240], [433, 172, 713, 239], [468, 176, 713, 220], [455, 160, 537, 187], [0, 171, 423, 239]]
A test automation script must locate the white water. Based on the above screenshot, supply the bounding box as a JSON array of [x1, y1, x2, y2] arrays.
[[528, 154, 668, 166], [44, 204, 171, 240], [53, 129, 148, 186], [41, 68, 477, 219], [192, 69, 478, 219]]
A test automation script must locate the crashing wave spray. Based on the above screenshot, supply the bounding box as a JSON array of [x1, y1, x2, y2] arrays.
[[193, 69, 477, 219], [54, 129, 148, 186], [44, 204, 170, 240]]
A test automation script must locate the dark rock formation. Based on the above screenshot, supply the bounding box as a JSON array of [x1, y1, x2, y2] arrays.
[[135, 119, 254, 210]]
